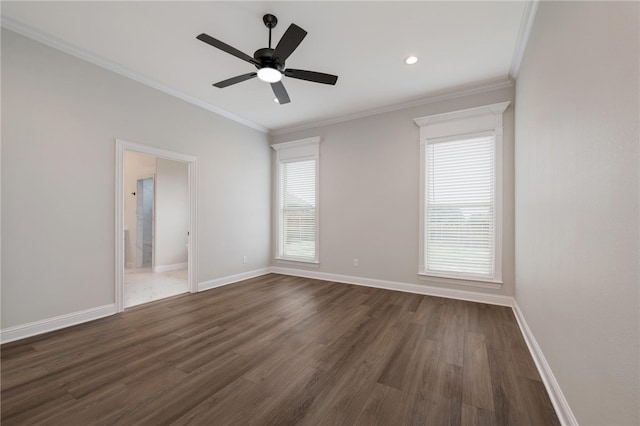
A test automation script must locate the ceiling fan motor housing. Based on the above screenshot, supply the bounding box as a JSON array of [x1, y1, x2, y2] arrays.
[[254, 48, 284, 71]]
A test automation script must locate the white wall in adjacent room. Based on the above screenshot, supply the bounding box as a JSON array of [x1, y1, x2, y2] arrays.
[[514, 2, 639, 424], [155, 158, 189, 269], [123, 151, 157, 268]]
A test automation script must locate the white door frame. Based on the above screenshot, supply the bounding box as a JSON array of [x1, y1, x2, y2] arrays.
[[115, 139, 198, 313]]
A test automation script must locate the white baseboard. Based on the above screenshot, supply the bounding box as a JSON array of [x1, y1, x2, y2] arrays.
[[0, 304, 117, 344], [512, 301, 578, 426], [198, 267, 271, 292], [0, 267, 269, 344], [269, 267, 575, 423], [0, 265, 574, 426], [269, 267, 514, 307], [153, 262, 188, 273]]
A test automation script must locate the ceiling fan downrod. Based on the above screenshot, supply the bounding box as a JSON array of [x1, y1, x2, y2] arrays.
[[263, 14, 278, 49]]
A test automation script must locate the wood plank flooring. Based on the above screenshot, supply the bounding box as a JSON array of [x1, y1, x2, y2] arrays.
[[1, 274, 559, 425]]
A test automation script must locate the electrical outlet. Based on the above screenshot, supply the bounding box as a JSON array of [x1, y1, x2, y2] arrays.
[[353, 258, 359, 267], [243, 256, 248, 264]]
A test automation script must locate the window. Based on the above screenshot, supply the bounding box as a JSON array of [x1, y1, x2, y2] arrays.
[[415, 102, 509, 283], [425, 134, 495, 278], [272, 137, 320, 263]]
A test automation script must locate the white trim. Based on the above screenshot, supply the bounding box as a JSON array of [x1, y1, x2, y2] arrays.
[[274, 258, 320, 267], [153, 262, 188, 273], [115, 141, 125, 312], [271, 137, 321, 152], [0, 18, 268, 134], [266, 267, 572, 423], [118, 139, 201, 164], [270, 267, 513, 307], [415, 102, 509, 284], [198, 268, 271, 292], [270, 79, 513, 136], [418, 273, 502, 289], [0, 264, 573, 426], [512, 301, 578, 426], [116, 139, 199, 313], [188, 155, 199, 295], [1, 16, 518, 136], [272, 137, 321, 264], [413, 101, 510, 128], [0, 304, 117, 344], [1, 16, 523, 136], [509, 0, 540, 78]]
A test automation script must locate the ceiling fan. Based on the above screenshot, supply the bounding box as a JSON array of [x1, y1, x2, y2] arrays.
[[197, 14, 338, 105]]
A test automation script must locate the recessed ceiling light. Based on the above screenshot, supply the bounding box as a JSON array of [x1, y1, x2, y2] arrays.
[[274, 98, 280, 103], [405, 56, 418, 65]]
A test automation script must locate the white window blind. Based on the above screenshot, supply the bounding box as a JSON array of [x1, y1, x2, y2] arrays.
[[280, 159, 317, 261], [424, 135, 495, 279]]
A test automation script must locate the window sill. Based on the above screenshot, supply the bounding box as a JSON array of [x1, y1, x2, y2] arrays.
[[275, 258, 320, 268], [417, 272, 503, 289]]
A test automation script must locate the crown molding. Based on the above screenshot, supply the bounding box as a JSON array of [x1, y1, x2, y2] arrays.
[[271, 136, 321, 151], [2, 10, 528, 137], [509, 0, 540, 79], [1, 17, 269, 134], [270, 78, 513, 137], [414, 101, 511, 128]]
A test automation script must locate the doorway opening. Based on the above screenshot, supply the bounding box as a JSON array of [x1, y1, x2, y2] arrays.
[[124, 152, 188, 307], [116, 140, 198, 312]]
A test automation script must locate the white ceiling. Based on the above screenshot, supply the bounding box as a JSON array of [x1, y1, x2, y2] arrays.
[[1, 1, 527, 132]]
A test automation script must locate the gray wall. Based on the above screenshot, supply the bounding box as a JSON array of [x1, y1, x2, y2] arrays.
[[1, 29, 271, 328], [271, 85, 515, 297], [515, 2, 639, 424]]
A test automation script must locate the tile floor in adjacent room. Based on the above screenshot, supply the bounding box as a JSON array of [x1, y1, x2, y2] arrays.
[[124, 268, 188, 308]]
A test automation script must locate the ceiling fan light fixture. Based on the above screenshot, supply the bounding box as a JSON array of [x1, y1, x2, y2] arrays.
[[257, 67, 282, 83]]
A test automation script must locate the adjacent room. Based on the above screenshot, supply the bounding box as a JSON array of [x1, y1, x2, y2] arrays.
[[1, 1, 638, 425], [123, 151, 190, 308]]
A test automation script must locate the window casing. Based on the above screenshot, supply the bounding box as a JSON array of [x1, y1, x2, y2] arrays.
[[415, 102, 509, 284], [272, 137, 320, 263]]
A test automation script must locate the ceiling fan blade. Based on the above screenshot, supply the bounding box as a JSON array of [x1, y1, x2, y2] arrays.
[[284, 69, 338, 85], [272, 24, 307, 63], [197, 33, 259, 66], [271, 81, 290, 104], [213, 72, 257, 88]]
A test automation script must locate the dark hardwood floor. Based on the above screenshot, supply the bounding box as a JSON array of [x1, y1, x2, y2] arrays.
[[1, 274, 559, 425]]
